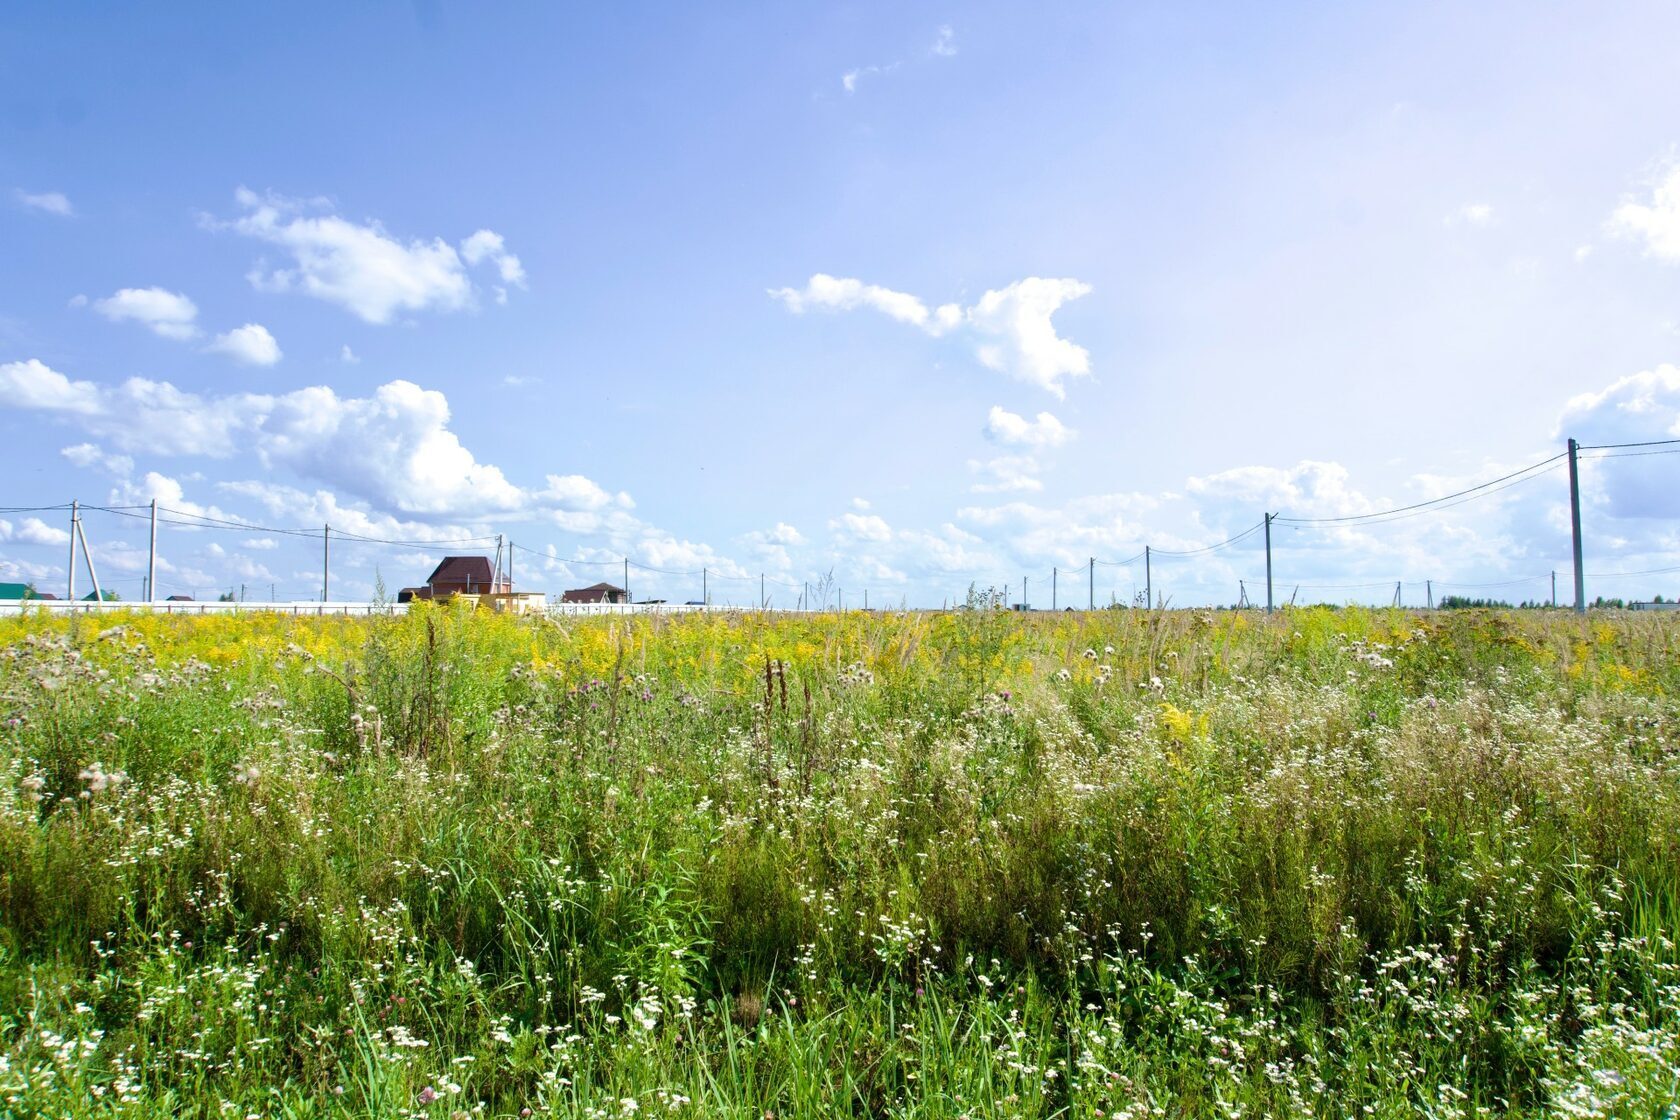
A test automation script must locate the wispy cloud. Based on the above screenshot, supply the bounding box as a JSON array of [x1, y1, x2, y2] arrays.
[[14, 189, 73, 216], [841, 24, 956, 94]]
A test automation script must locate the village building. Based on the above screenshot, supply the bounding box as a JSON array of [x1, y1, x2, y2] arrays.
[[397, 556, 510, 603], [560, 582, 629, 604]]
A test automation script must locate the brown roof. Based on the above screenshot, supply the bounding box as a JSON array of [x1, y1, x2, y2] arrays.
[[424, 556, 506, 592], [560, 582, 626, 603]]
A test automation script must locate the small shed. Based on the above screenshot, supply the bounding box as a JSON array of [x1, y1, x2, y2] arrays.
[[560, 582, 628, 604]]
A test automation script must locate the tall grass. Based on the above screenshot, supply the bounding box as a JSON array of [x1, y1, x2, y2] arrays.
[[1, 605, 1677, 1116]]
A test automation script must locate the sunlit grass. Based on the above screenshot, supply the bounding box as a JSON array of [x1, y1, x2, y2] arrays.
[[2, 604, 1678, 1116]]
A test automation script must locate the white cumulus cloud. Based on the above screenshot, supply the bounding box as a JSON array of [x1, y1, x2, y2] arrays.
[[207, 323, 282, 366], [772, 274, 1092, 396], [93, 287, 200, 340], [1, 359, 637, 524], [0, 517, 71, 546], [1609, 164, 1680, 261], [985, 406, 1073, 447], [213, 188, 522, 324], [829, 511, 894, 542], [969, 455, 1044, 494], [61, 442, 133, 477]]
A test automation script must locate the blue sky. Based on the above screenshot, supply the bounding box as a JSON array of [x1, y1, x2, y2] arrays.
[[4, 1, 1680, 606]]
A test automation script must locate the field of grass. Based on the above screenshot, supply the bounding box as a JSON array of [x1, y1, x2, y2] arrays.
[[1, 604, 1677, 1118]]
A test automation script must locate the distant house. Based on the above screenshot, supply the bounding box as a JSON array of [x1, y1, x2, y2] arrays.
[[560, 582, 628, 604], [397, 556, 511, 603], [0, 582, 34, 599], [166, 595, 194, 602]]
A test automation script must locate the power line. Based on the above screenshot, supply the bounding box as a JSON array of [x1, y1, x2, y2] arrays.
[[1275, 452, 1566, 527], [1579, 436, 1680, 450], [1585, 563, 1680, 578], [330, 528, 499, 547], [1151, 520, 1266, 556], [1579, 447, 1680, 461]]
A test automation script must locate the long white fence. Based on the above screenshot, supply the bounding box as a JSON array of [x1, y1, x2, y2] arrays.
[[0, 599, 803, 618]]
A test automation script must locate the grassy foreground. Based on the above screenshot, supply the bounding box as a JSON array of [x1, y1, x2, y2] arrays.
[[1, 605, 1678, 1118]]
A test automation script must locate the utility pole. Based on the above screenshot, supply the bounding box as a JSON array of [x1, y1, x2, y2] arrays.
[[1551, 570, 1557, 609], [67, 500, 79, 602], [1426, 580, 1433, 610], [148, 499, 158, 604], [1023, 575, 1028, 611], [1088, 557, 1094, 610], [509, 540, 514, 591], [75, 515, 102, 605], [322, 524, 330, 602], [1264, 512, 1274, 615], [1393, 582, 1402, 608], [1053, 567, 1058, 611], [1567, 437, 1586, 613], [703, 568, 708, 607], [624, 558, 630, 605], [760, 573, 765, 609], [1145, 546, 1152, 610]]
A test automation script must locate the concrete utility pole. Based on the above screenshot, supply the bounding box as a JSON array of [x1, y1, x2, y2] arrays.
[[760, 573, 765, 609], [1052, 567, 1058, 611], [148, 499, 158, 604], [1567, 437, 1586, 612], [1551, 570, 1557, 608], [1426, 580, 1433, 610], [1022, 576, 1028, 611], [1264, 512, 1274, 615], [703, 568, 709, 607], [67, 500, 78, 602], [75, 514, 102, 605], [1145, 546, 1152, 610], [1088, 557, 1094, 610], [323, 524, 330, 602], [509, 540, 514, 591], [624, 558, 630, 604]]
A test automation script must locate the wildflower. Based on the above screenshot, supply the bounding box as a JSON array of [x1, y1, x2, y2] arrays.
[[418, 1086, 438, 1104]]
